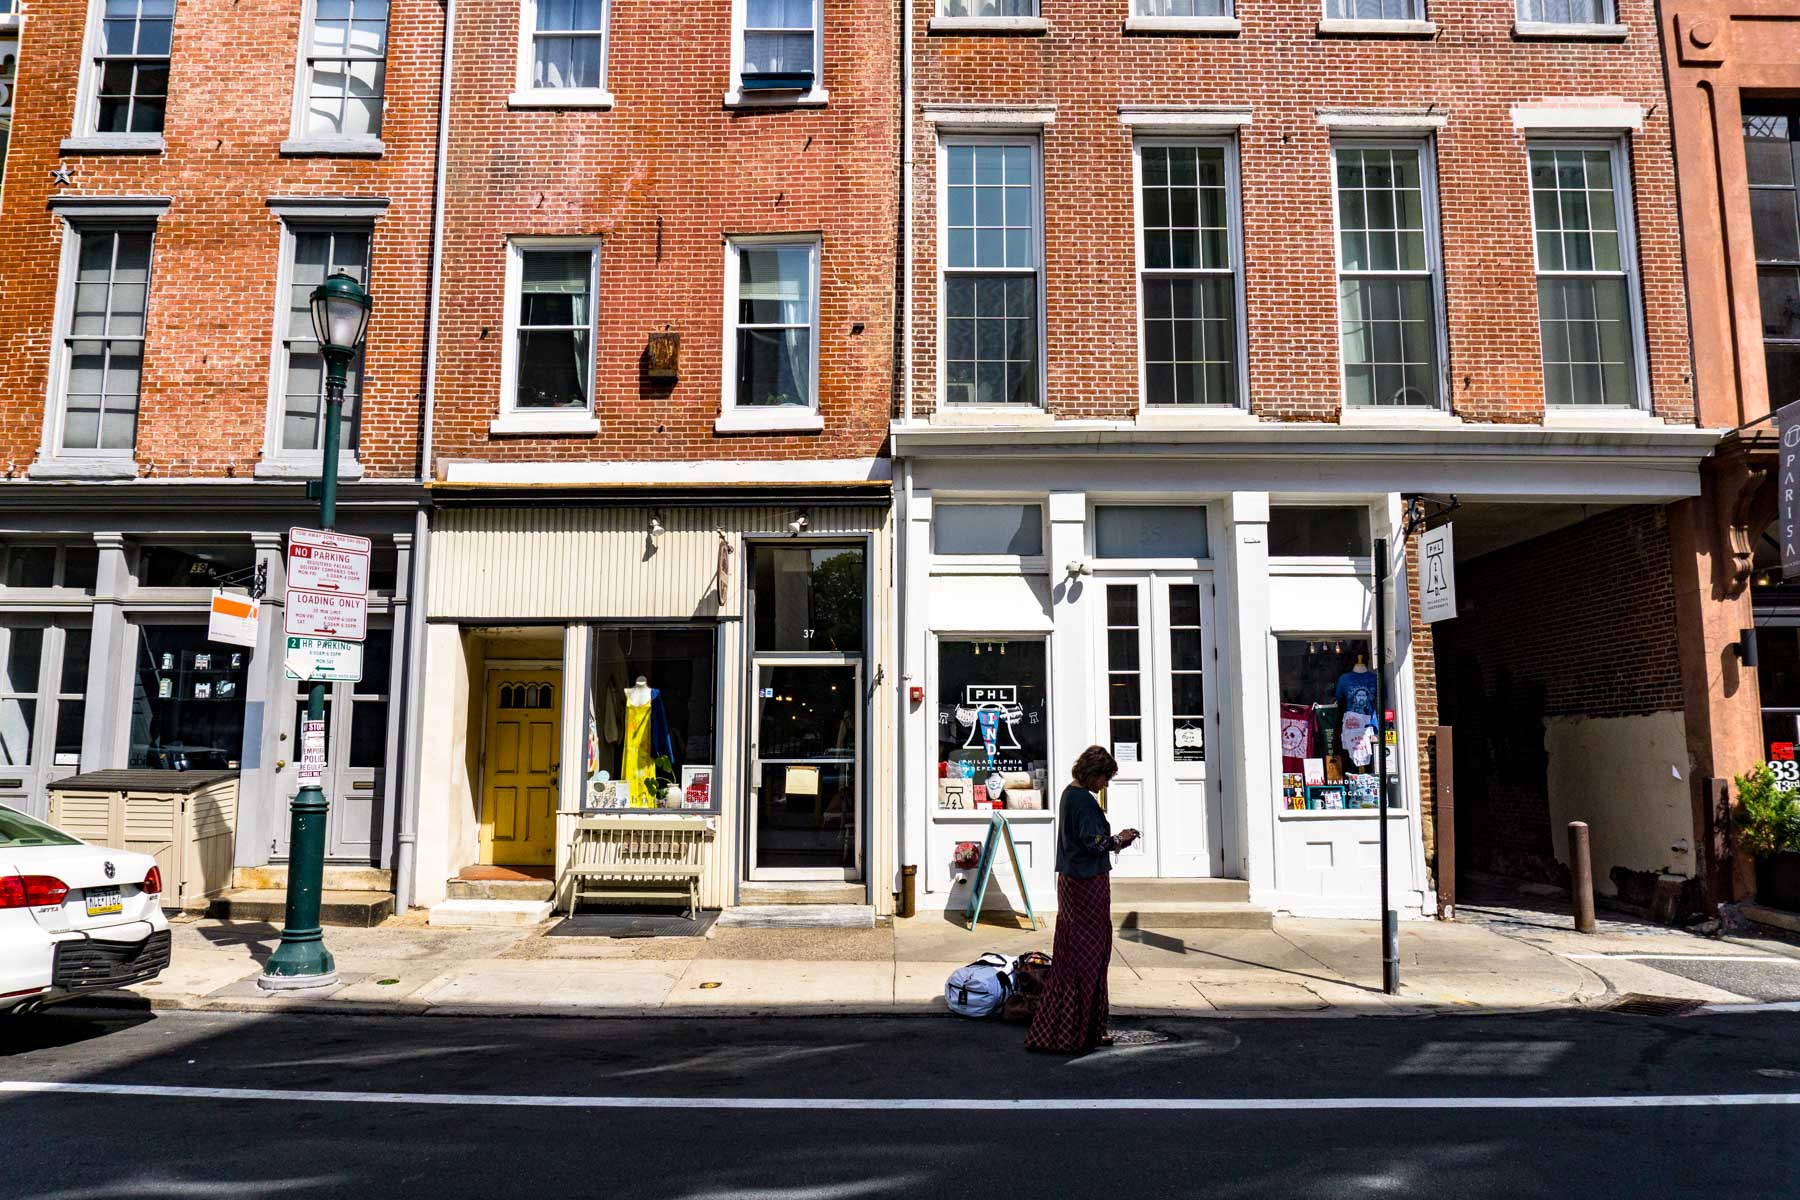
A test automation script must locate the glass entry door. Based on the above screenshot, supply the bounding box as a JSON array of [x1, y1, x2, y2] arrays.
[[749, 660, 861, 879]]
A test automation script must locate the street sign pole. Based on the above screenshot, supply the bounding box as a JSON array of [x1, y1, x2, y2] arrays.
[[1374, 536, 1399, 996], [260, 358, 349, 990]]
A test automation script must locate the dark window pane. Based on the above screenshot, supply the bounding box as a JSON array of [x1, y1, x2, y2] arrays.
[[349, 700, 388, 767], [752, 544, 865, 653], [130, 625, 250, 770], [1757, 627, 1800, 709], [55, 699, 86, 762], [138, 544, 256, 588], [1743, 113, 1795, 188], [59, 629, 91, 694], [357, 630, 393, 694], [4, 628, 43, 693], [935, 638, 1049, 787], [63, 549, 99, 592], [1269, 507, 1372, 557], [1751, 188, 1800, 262], [5, 548, 56, 588], [0, 698, 35, 766]]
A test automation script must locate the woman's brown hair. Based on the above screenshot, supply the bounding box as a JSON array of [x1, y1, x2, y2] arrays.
[[1071, 745, 1119, 791]]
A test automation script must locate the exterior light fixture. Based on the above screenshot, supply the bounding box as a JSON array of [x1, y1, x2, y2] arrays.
[[648, 513, 665, 543], [1065, 560, 1091, 579], [788, 512, 810, 536], [309, 270, 372, 359]]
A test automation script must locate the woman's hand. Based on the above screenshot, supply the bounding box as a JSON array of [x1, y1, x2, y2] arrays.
[[1115, 828, 1141, 849]]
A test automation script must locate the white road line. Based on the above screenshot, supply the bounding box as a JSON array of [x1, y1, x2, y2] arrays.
[[2, 1080, 1798, 1111], [1562, 954, 1800, 964]]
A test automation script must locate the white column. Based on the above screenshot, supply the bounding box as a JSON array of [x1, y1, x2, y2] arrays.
[[899, 486, 933, 891], [1047, 491, 1090, 771], [236, 531, 288, 867], [1382, 494, 1430, 913], [555, 623, 589, 894], [1222, 492, 1276, 897], [81, 532, 130, 772]]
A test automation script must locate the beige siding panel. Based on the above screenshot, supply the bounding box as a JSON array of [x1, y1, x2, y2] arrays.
[[428, 506, 889, 622]]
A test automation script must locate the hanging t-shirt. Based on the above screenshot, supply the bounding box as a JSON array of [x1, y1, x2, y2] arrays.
[[1342, 711, 1376, 768], [1334, 669, 1378, 719], [1280, 704, 1313, 773]]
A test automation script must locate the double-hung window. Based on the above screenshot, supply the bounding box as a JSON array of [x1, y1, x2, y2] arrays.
[[728, 0, 823, 105], [1333, 142, 1443, 408], [296, 0, 388, 142], [515, 0, 610, 104], [1138, 141, 1241, 407], [1744, 109, 1800, 411], [940, 1, 1036, 14], [1528, 143, 1643, 407], [77, 0, 173, 139], [942, 140, 1040, 407], [275, 226, 371, 456], [59, 227, 154, 453], [498, 240, 599, 430], [1136, 0, 1230, 14], [1516, 0, 1611, 23], [720, 238, 821, 429], [1323, 0, 1424, 19]]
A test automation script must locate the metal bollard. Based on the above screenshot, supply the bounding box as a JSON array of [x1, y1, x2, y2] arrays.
[[1569, 821, 1597, 935]]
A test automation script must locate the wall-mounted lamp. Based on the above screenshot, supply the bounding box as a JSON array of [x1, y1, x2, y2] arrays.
[[1065, 560, 1092, 580], [648, 513, 666, 543], [1733, 627, 1759, 668], [788, 512, 810, 536]]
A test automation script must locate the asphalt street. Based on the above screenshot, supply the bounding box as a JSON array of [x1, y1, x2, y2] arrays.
[[2, 1006, 1798, 1199]]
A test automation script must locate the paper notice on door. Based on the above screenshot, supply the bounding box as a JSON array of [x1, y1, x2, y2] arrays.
[[1114, 742, 1139, 764], [785, 765, 820, 796]]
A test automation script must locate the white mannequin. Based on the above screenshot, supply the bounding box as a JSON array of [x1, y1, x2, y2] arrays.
[[626, 675, 652, 706], [1351, 654, 1368, 672]]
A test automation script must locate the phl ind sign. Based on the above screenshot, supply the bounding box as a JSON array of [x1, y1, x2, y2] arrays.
[[1782, 399, 1800, 578]]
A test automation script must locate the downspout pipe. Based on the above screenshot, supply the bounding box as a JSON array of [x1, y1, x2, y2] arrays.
[[893, 0, 916, 905], [394, 0, 455, 912]]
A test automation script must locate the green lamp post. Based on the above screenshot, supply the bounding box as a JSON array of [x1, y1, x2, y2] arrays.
[[259, 270, 371, 990]]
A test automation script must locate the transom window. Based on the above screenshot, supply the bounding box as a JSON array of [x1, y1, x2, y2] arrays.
[[727, 239, 819, 411], [1517, 0, 1610, 22], [507, 242, 598, 412], [741, 0, 817, 91], [279, 227, 371, 452], [1528, 144, 1642, 407], [60, 227, 154, 453], [1333, 143, 1441, 408], [1324, 0, 1424, 18], [527, 0, 608, 92], [1744, 110, 1800, 411], [943, 140, 1040, 407], [1139, 142, 1239, 406], [300, 0, 388, 138], [92, 0, 173, 134]]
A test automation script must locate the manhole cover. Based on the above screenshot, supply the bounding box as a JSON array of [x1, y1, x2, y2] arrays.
[[1109, 1030, 1174, 1047], [1606, 994, 1704, 1017]]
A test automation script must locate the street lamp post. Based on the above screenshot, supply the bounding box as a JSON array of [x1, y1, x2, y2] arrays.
[[259, 271, 371, 990]]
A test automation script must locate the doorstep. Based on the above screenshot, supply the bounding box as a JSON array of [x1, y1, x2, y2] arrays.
[[205, 888, 395, 928], [717, 904, 876, 929], [1740, 902, 1800, 936], [1110, 878, 1271, 931], [427, 898, 554, 928]]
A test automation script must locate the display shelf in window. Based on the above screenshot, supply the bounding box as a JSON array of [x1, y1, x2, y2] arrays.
[[1275, 634, 1398, 814], [584, 623, 720, 813]]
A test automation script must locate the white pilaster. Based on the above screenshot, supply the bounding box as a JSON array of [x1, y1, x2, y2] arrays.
[[555, 623, 589, 891], [900, 485, 933, 884], [1046, 490, 1091, 771], [1223, 492, 1275, 896]]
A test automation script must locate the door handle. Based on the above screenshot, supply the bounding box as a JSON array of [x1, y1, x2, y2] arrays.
[[276, 760, 287, 769]]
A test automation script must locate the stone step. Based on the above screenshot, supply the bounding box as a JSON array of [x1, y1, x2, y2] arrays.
[[206, 889, 394, 928], [427, 899, 554, 928], [1110, 878, 1250, 903], [738, 881, 866, 906], [233, 865, 393, 892], [446, 878, 555, 902], [1112, 901, 1272, 931], [717, 904, 875, 929]]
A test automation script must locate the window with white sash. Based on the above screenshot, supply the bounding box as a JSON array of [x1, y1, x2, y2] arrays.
[[295, 0, 388, 141], [941, 138, 1041, 407], [514, 0, 610, 104], [721, 237, 820, 425]]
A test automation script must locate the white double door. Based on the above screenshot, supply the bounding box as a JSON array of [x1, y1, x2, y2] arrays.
[[1094, 573, 1223, 878]]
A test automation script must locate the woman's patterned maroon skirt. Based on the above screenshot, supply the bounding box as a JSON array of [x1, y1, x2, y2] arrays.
[[1024, 871, 1112, 1053]]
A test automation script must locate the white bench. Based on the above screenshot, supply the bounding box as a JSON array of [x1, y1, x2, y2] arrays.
[[559, 815, 713, 920]]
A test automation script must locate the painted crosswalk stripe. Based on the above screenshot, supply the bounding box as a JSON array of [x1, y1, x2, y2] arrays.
[[3, 1080, 1798, 1111]]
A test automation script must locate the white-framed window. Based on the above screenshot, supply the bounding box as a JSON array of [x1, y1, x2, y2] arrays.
[[293, 0, 388, 143], [940, 1, 1036, 14], [1136, 0, 1231, 15], [70, 0, 173, 142], [269, 224, 372, 457], [1516, 0, 1611, 22], [1331, 140, 1445, 408], [498, 239, 600, 430], [54, 225, 155, 454], [932, 502, 1046, 557], [1323, 0, 1424, 18], [1136, 138, 1244, 407], [940, 137, 1042, 408], [719, 236, 822, 431], [727, 0, 824, 107], [513, 0, 611, 107], [1528, 141, 1646, 408]]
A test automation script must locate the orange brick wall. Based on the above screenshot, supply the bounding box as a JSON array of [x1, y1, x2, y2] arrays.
[[908, 1, 1694, 424], [429, 0, 900, 466], [0, 0, 442, 479]]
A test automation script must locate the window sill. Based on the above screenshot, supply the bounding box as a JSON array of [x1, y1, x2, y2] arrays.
[[1135, 407, 1258, 429], [280, 136, 385, 159], [723, 86, 829, 109], [508, 89, 616, 110], [253, 457, 366, 481], [1315, 18, 1437, 36], [1512, 20, 1627, 40], [1123, 15, 1241, 34], [929, 406, 1053, 427], [1338, 406, 1461, 427], [713, 408, 824, 434], [934, 809, 1055, 823], [488, 411, 601, 436], [927, 15, 1050, 35], [27, 456, 137, 480], [60, 134, 165, 155], [1539, 406, 1663, 428]]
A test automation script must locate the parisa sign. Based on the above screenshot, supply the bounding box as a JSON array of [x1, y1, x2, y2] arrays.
[[1781, 399, 1800, 579], [1419, 523, 1457, 624]]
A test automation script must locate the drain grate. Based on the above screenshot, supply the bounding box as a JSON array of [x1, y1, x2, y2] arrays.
[[1109, 1030, 1175, 1048], [1606, 994, 1705, 1017]]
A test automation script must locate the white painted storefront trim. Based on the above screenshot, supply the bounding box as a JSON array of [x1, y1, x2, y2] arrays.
[[438, 457, 892, 487]]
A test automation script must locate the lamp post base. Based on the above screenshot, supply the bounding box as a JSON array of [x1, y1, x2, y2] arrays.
[[256, 968, 341, 993]]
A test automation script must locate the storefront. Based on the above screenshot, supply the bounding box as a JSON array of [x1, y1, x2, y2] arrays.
[[412, 496, 896, 913]]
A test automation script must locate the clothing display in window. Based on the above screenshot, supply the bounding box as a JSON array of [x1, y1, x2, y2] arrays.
[[1276, 637, 1385, 810], [1280, 703, 1314, 773], [621, 677, 675, 808]]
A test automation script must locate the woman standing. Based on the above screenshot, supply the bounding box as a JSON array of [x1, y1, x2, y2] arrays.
[[1025, 746, 1139, 1054]]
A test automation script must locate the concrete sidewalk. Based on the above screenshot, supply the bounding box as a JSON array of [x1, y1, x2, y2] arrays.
[[84, 903, 1754, 1020]]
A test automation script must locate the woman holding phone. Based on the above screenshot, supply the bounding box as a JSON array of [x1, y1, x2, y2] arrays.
[[1025, 745, 1140, 1053]]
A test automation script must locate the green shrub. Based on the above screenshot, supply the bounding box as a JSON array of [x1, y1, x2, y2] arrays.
[[1735, 765, 1800, 857]]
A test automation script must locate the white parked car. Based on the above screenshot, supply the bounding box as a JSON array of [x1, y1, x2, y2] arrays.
[[1, 803, 171, 1014]]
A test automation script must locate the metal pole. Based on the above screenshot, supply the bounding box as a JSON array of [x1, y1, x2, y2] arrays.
[[259, 351, 347, 988], [1375, 536, 1398, 994], [1569, 820, 1597, 935], [1435, 725, 1455, 920]]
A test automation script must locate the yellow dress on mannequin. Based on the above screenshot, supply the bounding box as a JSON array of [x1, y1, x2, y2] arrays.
[[623, 677, 656, 807]]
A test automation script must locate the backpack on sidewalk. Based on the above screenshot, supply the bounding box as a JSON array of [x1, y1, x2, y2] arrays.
[[1001, 951, 1052, 1024], [945, 952, 1015, 1018]]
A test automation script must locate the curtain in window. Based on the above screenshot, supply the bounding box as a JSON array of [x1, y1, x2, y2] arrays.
[[736, 246, 812, 407], [743, 0, 812, 77], [517, 248, 591, 409]]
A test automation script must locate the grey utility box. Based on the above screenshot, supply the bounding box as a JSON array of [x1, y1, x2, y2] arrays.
[[47, 770, 240, 911]]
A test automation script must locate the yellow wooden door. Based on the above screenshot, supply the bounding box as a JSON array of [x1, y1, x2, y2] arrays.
[[480, 669, 561, 866]]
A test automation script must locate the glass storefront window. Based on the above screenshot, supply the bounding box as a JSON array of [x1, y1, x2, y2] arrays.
[[752, 543, 865, 653], [1094, 505, 1209, 559], [587, 625, 718, 810], [130, 625, 249, 770], [137, 543, 256, 589], [1276, 635, 1391, 811], [1268, 507, 1371, 558], [935, 637, 1049, 812]]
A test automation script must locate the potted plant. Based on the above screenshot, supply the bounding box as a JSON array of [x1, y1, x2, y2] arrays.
[[1735, 765, 1800, 911]]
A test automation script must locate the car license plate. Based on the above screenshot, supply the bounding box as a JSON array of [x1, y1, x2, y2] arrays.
[[85, 888, 122, 917]]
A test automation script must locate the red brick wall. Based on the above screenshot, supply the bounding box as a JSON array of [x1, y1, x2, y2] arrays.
[[0, 0, 441, 479], [907, 1, 1692, 424], [430, 0, 899, 466]]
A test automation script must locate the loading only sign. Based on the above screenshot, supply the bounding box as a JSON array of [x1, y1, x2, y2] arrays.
[[285, 587, 368, 640], [286, 527, 369, 642]]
